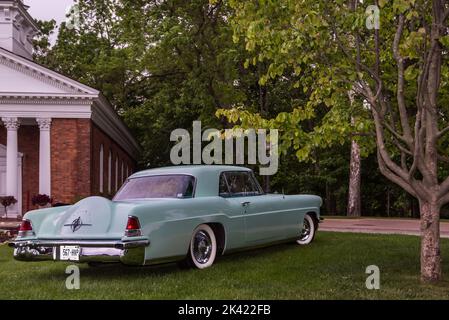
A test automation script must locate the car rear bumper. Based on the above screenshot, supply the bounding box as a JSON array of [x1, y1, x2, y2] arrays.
[[9, 239, 150, 265]]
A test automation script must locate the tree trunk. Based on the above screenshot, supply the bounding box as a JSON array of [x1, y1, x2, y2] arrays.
[[420, 200, 441, 282], [347, 139, 361, 217]]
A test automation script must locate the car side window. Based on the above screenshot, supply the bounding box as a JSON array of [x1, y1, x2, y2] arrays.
[[219, 173, 230, 197], [250, 172, 264, 195], [183, 178, 195, 198], [224, 172, 261, 197]]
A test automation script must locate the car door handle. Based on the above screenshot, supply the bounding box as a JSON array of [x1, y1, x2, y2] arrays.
[[241, 201, 251, 207]]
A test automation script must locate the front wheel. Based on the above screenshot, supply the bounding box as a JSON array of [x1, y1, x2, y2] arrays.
[[187, 224, 217, 269], [296, 214, 316, 245]]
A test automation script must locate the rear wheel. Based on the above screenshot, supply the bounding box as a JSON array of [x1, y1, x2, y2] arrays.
[[297, 214, 316, 245], [187, 224, 217, 269]]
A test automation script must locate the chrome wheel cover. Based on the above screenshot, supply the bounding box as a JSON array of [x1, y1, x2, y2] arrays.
[[192, 230, 212, 264], [299, 218, 311, 241]]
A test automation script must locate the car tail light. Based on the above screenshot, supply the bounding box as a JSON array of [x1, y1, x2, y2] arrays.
[[125, 216, 141, 237], [18, 219, 35, 237]]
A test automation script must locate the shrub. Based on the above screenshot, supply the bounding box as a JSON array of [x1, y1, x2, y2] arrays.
[[32, 194, 52, 206]]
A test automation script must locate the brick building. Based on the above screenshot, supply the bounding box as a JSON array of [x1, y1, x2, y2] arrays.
[[0, 0, 140, 217]]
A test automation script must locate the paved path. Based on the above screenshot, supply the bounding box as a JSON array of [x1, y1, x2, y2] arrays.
[[320, 218, 449, 238]]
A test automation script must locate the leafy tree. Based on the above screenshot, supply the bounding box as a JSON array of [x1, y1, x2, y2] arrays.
[[35, 0, 365, 212], [116, 0, 249, 166], [32, 2, 445, 283], [34, 0, 135, 109], [33, 19, 56, 59], [219, 0, 449, 282], [34, 0, 248, 168]]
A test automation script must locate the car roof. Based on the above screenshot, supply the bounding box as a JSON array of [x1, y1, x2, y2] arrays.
[[128, 165, 254, 197], [130, 165, 252, 179]]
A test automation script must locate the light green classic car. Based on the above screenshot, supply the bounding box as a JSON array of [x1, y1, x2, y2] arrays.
[[11, 165, 322, 269]]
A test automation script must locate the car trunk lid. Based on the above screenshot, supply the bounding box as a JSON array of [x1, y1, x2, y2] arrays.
[[38, 197, 134, 239]]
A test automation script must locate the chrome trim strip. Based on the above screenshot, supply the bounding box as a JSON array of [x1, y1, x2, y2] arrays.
[[10, 239, 149, 249]]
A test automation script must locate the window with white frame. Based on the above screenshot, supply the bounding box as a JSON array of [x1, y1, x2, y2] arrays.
[[99, 144, 104, 193], [115, 156, 119, 191], [108, 150, 112, 193]]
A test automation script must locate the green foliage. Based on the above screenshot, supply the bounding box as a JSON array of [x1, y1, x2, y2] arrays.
[[116, 0, 249, 166], [219, 0, 449, 209], [33, 19, 56, 58], [34, 0, 247, 167], [216, 0, 376, 164], [33, 0, 428, 216]]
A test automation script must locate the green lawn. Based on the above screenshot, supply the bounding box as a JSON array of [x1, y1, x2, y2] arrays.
[[1, 232, 449, 300], [321, 215, 449, 222]]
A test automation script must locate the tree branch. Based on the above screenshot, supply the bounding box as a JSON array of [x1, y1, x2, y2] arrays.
[[377, 149, 417, 198], [331, 24, 383, 101], [437, 125, 449, 138], [372, 109, 411, 183], [383, 121, 410, 146], [393, 14, 414, 148]]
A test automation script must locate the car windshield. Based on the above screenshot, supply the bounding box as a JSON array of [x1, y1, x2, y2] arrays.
[[113, 175, 195, 200]]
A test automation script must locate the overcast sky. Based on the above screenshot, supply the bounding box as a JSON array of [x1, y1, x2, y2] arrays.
[[24, 0, 75, 43]]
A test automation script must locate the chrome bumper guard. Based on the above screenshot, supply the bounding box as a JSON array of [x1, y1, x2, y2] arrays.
[[9, 239, 150, 265]]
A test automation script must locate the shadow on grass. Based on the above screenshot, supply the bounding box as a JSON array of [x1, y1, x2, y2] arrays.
[[33, 242, 299, 281]]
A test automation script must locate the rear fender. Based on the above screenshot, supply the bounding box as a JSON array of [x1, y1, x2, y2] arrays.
[[22, 206, 72, 238]]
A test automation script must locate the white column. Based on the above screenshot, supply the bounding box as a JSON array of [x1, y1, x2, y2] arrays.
[[36, 118, 52, 196], [2, 117, 20, 215]]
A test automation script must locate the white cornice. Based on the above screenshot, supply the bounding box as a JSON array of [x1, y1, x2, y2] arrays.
[[0, 48, 99, 95], [0, 54, 82, 94], [0, 103, 92, 119], [0, 93, 97, 101]]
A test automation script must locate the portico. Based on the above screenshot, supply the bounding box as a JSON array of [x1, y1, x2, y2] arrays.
[[0, 54, 139, 217], [0, 1, 140, 218]]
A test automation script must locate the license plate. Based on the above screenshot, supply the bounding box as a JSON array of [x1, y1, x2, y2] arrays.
[[60, 246, 80, 261]]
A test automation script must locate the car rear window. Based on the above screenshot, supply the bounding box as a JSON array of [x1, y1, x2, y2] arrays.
[[113, 175, 196, 200]]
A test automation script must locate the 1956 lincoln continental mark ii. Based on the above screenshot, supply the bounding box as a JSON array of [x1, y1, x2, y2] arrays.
[[11, 165, 322, 269]]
